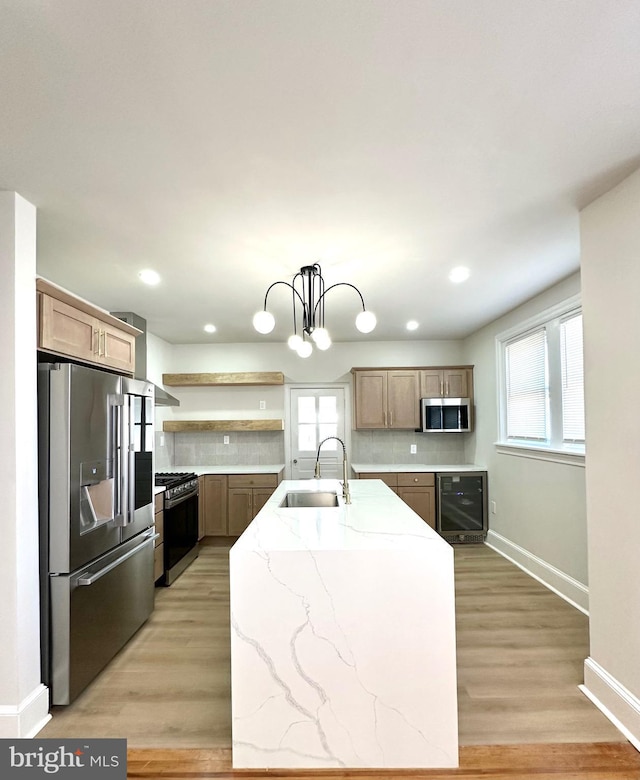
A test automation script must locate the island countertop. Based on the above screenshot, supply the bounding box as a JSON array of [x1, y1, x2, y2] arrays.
[[229, 477, 458, 769], [232, 477, 450, 553]]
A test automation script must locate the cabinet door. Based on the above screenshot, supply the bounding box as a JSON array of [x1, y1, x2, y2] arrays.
[[397, 486, 436, 529], [100, 321, 136, 373], [419, 369, 444, 398], [228, 488, 253, 536], [252, 488, 274, 518], [203, 475, 228, 536], [197, 477, 206, 539], [353, 371, 388, 428], [443, 368, 469, 399], [387, 370, 420, 429], [39, 293, 98, 363]]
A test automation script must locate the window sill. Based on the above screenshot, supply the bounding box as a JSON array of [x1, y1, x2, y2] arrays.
[[494, 442, 585, 467]]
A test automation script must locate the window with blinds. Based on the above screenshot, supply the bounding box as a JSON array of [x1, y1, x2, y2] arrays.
[[505, 328, 549, 441], [560, 313, 585, 443], [497, 297, 584, 458]]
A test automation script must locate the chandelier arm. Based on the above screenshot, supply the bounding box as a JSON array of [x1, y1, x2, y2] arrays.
[[312, 282, 367, 321], [317, 267, 326, 329], [262, 280, 306, 311]]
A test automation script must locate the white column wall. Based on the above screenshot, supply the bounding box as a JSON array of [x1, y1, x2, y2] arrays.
[[0, 192, 50, 736], [580, 167, 640, 747]]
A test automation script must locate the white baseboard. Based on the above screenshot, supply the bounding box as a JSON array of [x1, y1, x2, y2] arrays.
[[485, 529, 589, 614], [0, 683, 51, 738], [581, 657, 640, 751]]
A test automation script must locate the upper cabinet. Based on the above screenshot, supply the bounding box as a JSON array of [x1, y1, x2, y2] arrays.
[[419, 367, 472, 399], [37, 279, 139, 374], [352, 365, 474, 430], [352, 369, 420, 430]]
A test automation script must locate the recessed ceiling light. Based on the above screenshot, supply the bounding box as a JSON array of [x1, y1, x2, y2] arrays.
[[204, 323, 216, 333], [406, 320, 419, 331], [138, 269, 161, 286], [448, 266, 470, 284]]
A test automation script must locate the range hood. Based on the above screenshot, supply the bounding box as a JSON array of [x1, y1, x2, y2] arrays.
[[110, 311, 180, 407]]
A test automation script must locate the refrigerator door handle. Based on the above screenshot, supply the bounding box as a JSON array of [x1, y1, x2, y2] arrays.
[[127, 396, 136, 525], [76, 531, 158, 586], [111, 394, 128, 526]]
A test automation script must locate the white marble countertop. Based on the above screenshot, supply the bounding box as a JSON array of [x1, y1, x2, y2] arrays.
[[153, 485, 165, 495], [233, 478, 450, 553], [351, 462, 485, 473], [230, 476, 458, 769], [162, 464, 285, 476]]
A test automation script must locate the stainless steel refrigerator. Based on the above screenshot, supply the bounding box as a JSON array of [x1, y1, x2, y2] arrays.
[[38, 362, 156, 705]]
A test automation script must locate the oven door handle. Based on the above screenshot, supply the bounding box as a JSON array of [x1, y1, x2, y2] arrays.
[[164, 487, 199, 510]]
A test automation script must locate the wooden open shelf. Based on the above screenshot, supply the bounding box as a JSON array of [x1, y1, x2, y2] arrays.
[[163, 419, 284, 433], [162, 372, 284, 387]]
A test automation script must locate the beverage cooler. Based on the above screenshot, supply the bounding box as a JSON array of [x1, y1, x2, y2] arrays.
[[436, 472, 487, 543]]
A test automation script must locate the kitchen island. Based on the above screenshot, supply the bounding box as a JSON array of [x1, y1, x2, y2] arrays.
[[229, 478, 458, 769]]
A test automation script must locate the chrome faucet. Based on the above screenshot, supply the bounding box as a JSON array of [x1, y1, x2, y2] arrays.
[[313, 436, 351, 504]]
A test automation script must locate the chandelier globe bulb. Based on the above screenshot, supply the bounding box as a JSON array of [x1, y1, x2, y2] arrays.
[[296, 340, 313, 358], [253, 310, 275, 334], [287, 333, 303, 350], [355, 309, 376, 334], [310, 327, 330, 344]]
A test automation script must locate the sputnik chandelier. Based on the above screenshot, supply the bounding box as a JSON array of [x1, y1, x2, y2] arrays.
[[252, 263, 376, 357]]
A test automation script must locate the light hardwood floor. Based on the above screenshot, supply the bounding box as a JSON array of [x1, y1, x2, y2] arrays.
[[39, 541, 627, 755]]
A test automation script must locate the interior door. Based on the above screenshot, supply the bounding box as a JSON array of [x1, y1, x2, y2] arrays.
[[290, 388, 346, 480]]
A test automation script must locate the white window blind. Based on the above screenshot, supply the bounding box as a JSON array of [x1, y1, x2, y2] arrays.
[[561, 313, 585, 443], [505, 328, 548, 441]]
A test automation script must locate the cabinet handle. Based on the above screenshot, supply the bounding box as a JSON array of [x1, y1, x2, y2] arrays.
[[440, 381, 444, 395], [102, 330, 108, 357], [389, 411, 393, 426], [414, 477, 419, 483], [384, 410, 387, 426], [445, 380, 449, 396], [93, 328, 100, 354]]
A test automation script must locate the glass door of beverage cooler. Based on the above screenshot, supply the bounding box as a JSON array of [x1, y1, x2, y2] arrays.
[[437, 472, 487, 542]]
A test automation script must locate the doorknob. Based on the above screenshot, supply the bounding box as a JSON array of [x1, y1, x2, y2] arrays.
[[293, 459, 298, 464]]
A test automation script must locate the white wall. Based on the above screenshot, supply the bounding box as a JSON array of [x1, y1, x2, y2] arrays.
[[580, 167, 640, 747], [0, 193, 50, 737], [462, 272, 589, 609]]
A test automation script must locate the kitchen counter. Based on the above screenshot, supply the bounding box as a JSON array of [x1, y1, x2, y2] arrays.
[[229, 478, 458, 769], [163, 464, 285, 476], [153, 486, 165, 496], [351, 462, 484, 473]]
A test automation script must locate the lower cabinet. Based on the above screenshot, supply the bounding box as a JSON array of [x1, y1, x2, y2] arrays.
[[228, 474, 280, 536], [200, 472, 280, 537], [200, 475, 229, 537], [397, 473, 436, 530], [154, 493, 165, 582], [358, 471, 436, 529]]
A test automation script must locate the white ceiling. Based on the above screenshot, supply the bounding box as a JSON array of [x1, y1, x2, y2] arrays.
[[2, 1, 640, 345]]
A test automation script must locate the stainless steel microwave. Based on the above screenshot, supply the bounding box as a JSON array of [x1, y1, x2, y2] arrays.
[[421, 397, 471, 433]]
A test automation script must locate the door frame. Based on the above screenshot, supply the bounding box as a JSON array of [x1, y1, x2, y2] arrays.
[[284, 382, 352, 480]]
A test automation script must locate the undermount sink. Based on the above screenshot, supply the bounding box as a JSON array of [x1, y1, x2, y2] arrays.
[[279, 490, 340, 508]]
